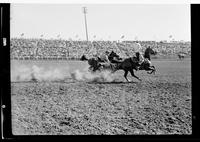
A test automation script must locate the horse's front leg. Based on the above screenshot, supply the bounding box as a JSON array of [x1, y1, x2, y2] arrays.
[[147, 66, 156, 74], [150, 66, 156, 74], [147, 70, 154, 74], [124, 70, 130, 82], [151, 66, 156, 74], [130, 69, 142, 81]]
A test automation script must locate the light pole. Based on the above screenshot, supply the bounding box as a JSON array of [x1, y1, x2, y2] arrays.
[[82, 7, 89, 41]]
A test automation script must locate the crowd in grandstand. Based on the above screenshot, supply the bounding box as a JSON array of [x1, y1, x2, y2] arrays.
[[10, 38, 191, 60]]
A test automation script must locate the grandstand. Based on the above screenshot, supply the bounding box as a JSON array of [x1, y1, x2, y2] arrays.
[[10, 38, 191, 60]]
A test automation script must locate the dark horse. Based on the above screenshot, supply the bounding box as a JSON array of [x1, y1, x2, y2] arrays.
[[177, 53, 185, 60], [101, 48, 157, 82], [109, 56, 141, 82]]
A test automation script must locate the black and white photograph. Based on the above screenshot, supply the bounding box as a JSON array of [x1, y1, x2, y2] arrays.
[[7, 1, 192, 136]]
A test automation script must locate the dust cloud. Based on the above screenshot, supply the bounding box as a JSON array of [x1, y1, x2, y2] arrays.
[[70, 67, 116, 82], [11, 65, 69, 82], [11, 64, 116, 82]]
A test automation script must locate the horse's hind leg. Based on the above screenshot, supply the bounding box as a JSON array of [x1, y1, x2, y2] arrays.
[[130, 69, 142, 81], [124, 70, 130, 82]]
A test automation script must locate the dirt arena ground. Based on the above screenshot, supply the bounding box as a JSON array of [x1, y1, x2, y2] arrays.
[[11, 59, 191, 135]]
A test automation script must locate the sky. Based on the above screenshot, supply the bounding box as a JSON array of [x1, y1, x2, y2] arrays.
[[10, 3, 191, 41]]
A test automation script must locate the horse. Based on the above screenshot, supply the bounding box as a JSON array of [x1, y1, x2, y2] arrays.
[[113, 57, 142, 82], [101, 48, 156, 82], [177, 53, 185, 60]]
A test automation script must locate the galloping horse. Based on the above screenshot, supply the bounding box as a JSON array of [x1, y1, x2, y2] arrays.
[[101, 48, 157, 82], [177, 53, 186, 60]]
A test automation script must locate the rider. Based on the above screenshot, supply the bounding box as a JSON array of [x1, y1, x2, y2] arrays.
[[135, 41, 145, 70], [90, 53, 102, 71], [136, 52, 145, 65], [99, 51, 110, 64], [93, 53, 99, 60]]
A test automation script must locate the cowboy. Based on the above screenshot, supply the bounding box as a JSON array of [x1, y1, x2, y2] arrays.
[[99, 51, 110, 65], [92, 51, 110, 71], [135, 41, 144, 70], [92, 53, 99, 60], [143, 46, 153, 65], [90, 53, 102, 71], [136, 52, 145, 65]]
